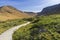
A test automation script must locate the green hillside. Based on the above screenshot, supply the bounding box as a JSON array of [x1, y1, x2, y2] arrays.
[[0, 19, 26, 34], [13, 14, 60, 40]]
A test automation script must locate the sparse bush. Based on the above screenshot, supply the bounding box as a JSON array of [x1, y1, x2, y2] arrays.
[[0, 19, 26, 34], [13, 14, 60, 40]]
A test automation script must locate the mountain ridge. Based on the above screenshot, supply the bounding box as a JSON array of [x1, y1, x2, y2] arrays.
[[38, 4, 60, 15], [0, 6, 36, 21]]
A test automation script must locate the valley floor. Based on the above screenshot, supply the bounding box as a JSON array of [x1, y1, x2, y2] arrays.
[[0, 22, 30, 40]]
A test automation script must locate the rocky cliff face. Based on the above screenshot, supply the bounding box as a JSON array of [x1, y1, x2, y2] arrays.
[[38, 4, 60, 15]]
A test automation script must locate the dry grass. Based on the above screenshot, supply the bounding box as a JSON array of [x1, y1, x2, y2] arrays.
[[0, 6, 32, 21]]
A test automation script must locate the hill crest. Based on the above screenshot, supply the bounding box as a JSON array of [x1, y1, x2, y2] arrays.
[[0, 6, 32, 21]]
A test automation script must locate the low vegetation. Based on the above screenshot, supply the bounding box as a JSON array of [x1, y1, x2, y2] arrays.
[[0, 19, 26, 34], [13, 14, 60, 40]]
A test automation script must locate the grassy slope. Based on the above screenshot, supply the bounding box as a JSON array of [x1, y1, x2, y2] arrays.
[[0, 6, 31, 21], [0, 19, 27, 34], [13, 14, 60, 40]]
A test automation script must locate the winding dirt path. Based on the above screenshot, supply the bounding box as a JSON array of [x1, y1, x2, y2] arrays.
[[0, 22, 30, 40]]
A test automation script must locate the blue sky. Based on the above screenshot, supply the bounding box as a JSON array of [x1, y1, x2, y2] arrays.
[[0, 0, 60, 12]]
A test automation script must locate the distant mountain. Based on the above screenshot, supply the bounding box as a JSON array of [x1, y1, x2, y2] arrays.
[[24, 12, 37, 17], [0, 6, 32, 21], [38, 4, 60, 15]]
